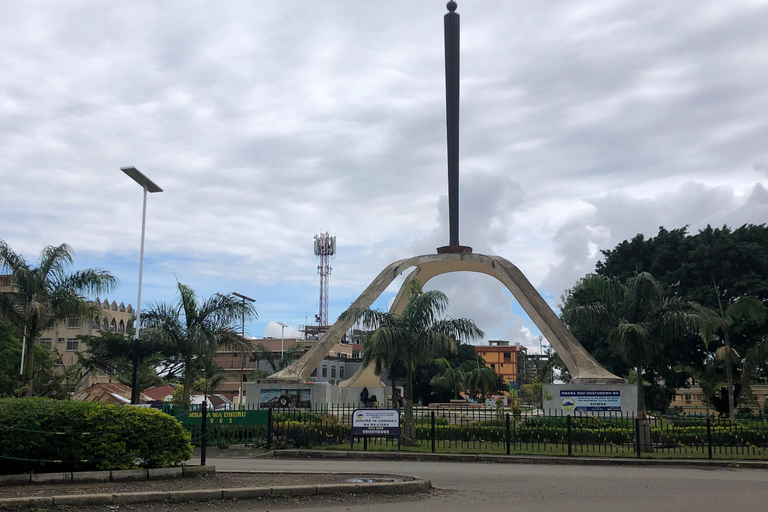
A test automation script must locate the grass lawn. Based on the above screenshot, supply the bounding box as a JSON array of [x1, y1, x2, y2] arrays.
[[312, 440, 768, 460]]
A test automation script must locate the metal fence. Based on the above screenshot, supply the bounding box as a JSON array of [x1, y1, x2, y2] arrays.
[[268, 405, 768, 459], [168, 404, 768, 459]]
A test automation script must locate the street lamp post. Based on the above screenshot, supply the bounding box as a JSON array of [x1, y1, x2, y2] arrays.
[[277, 322, 288, 359], [232, 292, 255, 408], [121, 166, 163, 405]]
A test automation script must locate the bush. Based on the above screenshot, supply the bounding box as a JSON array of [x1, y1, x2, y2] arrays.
[[0, 398, 192, 474]]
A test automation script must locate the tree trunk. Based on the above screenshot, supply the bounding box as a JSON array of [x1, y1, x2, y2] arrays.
[[181, 358, 194, 409], [723, 332, 736, 420], [22, 326, 37, 395], [636, 366, 646, 420], [403, 365, 416, 444]]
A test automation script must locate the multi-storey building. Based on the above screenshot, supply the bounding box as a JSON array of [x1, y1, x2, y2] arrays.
[[669, 384, 768, 415], [474, 340, 525, 384], [1, 275, 133, 388], [213, 338, 364, 406]]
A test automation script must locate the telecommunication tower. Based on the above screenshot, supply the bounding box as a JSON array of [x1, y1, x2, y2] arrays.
[[314, 232, 336, 327]]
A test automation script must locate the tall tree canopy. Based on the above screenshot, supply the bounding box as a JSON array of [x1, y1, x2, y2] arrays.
[[339, 280, 483, 440], [0, 242, 118, 390], [141, 282, 256, 409], [564, 224, 768, 413]]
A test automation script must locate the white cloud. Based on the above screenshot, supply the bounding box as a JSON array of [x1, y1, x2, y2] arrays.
[[1, 0, 767, 342]]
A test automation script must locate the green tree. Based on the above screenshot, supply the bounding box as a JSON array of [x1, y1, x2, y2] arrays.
[[141, 283, 256, 409], [0, 242, 118, 390], [562, 272, 699, 417], [675, 358, 725, 416], [0, 320, 22, 396], [465, 366, 501, 401], [697, 294, 766, 419], [595, 225, 768, 389], [340, 280, 483, 441], [518, 377, 553, 410], [430, 357, 466, 399], [253, 343, 303, 374], [78, 330, 168, 397]]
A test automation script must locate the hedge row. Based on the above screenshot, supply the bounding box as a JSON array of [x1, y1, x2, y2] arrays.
[[272, 413, 767, 448], [0, 398, 192, 474]]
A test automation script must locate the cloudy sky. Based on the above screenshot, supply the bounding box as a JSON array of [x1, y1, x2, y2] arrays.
[[2, 1, 767, 352]]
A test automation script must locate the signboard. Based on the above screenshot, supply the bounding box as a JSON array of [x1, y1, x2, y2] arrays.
[[176, 409, 268, 426], [351, 408, 400, 437], [560, 390, 621, 412]]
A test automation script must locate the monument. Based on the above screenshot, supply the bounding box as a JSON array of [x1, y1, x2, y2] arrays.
[[253, 2, 631, 414]]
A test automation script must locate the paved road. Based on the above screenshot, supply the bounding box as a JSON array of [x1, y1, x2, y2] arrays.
[[194, 457, 767, 512]]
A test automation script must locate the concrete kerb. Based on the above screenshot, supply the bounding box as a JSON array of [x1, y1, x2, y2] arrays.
[[0, 472, 431, 509], [272, 449, 768, 470], [0, 465, 215, 489]]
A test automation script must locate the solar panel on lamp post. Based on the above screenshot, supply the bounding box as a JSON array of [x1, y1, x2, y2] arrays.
[[121, 166, 163, 405]]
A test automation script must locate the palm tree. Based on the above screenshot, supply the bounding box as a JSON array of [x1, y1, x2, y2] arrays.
[[742, 335, 768, 390], [0, 242, 118, 390], [141, 282, 256, 409], [697, 292, 766, 419], [675, 358, 725, 417], [561, 272, 699, 418], [339, 280, 483, 440], [465, 366, 499, 401], [253, 343, 304, 374], [430, 357, 467, 400]]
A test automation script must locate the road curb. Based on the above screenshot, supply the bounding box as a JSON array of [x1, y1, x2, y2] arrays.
[[271, 449, 768, 470], [0, 476, 431, 509], [0, 465, 214, 487]]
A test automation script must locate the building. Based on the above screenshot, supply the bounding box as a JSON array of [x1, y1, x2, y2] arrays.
[[474, 340, 525, 384], [1, 275, 134, 389], [213, 337, 365, 406], [669, 384, 768, 415]]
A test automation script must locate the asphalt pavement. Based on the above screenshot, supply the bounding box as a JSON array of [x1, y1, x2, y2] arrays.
[[194, 456, 768, 512]]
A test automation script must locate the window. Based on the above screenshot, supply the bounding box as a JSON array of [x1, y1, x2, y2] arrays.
[[490, 363, 496, 370], [110, 319, 117, 332], [40, 338, 52, 350], [331, 367, 336, 379], [68, 318, 80, 328], [242, 375, 248, 382], [322, 366, 327, 378], [685, 394, 692, 404], [118, 320, 125, 333], [66, 339, 79, 351], [102, 319, 109, 331], [340, 367, 345, 379], [92, 318, 100, 329], [504, 352, 512, 361]]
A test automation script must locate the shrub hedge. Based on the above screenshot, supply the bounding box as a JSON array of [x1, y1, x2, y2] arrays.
[[0, 398, 192, 474]]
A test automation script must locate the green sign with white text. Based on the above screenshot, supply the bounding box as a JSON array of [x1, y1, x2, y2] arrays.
[[175, 409, 268, 426]]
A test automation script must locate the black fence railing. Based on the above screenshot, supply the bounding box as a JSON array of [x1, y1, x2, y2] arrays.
[[169, 404, 768, 459], [268, 405, 768, 459]]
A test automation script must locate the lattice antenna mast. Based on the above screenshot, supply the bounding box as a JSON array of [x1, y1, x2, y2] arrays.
[[314, 232, 336, 327]]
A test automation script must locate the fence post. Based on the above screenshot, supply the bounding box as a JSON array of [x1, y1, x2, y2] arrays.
[[201, 400, 207, 466], [706, 416, 713, 460], [266, 407, 273, 450], [505, 413, 511, 456], [431, 411, 436, 453], [567, 414, 572, 457], [634, 417, 641, 458]]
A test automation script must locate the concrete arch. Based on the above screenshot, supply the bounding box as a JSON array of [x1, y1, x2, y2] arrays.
[[265, 252, 623, 387]]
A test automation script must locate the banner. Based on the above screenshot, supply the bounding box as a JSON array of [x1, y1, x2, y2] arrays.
[[560, 390, 621, 412]]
